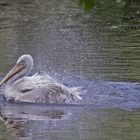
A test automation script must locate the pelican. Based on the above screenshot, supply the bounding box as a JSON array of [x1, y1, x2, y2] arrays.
[[0, 54, 83, 103]]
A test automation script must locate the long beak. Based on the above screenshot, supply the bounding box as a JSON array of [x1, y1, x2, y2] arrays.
[[0, 64, 25, 87]]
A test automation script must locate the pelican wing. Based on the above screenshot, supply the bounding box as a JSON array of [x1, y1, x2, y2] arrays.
[[13, 74, 56, 92], [12, 74, 83, 104], [15, 83, 70, 103]]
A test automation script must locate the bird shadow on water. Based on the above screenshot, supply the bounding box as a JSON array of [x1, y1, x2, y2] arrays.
[[0, 101, 75, 139]]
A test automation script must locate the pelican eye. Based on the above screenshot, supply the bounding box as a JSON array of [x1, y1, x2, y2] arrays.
[[18, 61, 25, 65]]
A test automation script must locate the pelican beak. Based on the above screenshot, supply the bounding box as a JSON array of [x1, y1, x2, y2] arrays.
[[0, 64, 25, 86]]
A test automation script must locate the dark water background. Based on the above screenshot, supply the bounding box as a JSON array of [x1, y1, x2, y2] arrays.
[[0, 0, 140, 139]]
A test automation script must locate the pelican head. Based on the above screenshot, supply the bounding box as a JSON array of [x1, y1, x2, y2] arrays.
[[0, 54, 33, 86]]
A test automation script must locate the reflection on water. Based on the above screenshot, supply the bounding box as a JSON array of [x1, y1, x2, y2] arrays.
[[0, 0, 140, 139], [0, 103, 140, 140], [0, 103, 69, 139]]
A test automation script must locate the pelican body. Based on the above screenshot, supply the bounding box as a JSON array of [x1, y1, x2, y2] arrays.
[[0, 54, 82, 103]]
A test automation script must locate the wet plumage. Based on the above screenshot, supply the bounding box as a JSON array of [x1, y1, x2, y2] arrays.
[[0, 54, 83, 103]]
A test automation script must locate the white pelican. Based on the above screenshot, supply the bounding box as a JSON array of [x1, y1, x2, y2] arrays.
[[0, 54, 83, 103]]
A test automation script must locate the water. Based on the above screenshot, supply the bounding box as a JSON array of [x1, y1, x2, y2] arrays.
[[0, 102, 140, 140], [0, 0, 140, 139]]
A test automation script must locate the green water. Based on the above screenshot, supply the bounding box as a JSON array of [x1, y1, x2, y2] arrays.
[[0, 0, 140, 139], [0, 120, 15, 140], [0, 104, 140, 140], [0, 0, 139, 81]]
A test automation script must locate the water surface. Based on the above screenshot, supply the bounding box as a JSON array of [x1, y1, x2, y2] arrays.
[[0, 0, 140, 139]]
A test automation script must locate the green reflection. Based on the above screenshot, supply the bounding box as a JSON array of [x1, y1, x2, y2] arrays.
[[79, 0, 95, 10], [0, 120, 15, 140]]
